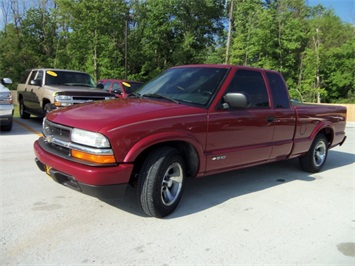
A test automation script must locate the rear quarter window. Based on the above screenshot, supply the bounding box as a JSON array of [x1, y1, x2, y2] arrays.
[[266, 72, 290, 109]]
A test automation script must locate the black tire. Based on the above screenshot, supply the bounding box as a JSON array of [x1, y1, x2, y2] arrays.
[[299, 134, 328, 173], [19, 99, 30, 119], [137, 147, 185, 218], [44, 103, 53, 116]]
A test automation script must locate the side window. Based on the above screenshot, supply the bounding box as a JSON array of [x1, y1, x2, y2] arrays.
[[36, 70, 44, 82], [226, 70, 269, 108], [266, 72, 290, 108], [29, 71, 38, 82], [112, 82, 122, 93], [103, 82, 111, 91]]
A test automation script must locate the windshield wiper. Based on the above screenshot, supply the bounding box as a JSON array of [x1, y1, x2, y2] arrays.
[[65, 83, 94, 87], [143, 93, 180, 104], [128, 92, 143, 99]]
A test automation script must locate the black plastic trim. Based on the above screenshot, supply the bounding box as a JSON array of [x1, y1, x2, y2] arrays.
[[35, 158, 127, 199]]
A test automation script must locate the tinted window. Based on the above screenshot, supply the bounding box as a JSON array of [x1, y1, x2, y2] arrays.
[[112, 82, 122, 92], [226, 70, 269, 108], [103, 82, 112, 91], [45, 71, 95, 87], [266, 72, 290, 108], [137, 67, 228, 107], [29, 70, 38, 82], [124, 82, 143, 93], [36, 70, 44, 82]]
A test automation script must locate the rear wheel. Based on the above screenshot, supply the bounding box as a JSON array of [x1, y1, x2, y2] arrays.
[[19, 99, 30, 119], [299, 134, 328, 173], [137, 147, 185, 218]]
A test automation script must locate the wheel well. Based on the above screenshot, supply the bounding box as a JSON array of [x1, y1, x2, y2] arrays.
[[129, 141, 199, 186], [318, 128, 333, 146], [42, 98, 51, 109]]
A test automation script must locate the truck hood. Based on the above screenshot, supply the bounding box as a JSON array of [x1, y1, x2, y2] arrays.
[[47, 98, 205, 132], [45, 85, 112, 95]]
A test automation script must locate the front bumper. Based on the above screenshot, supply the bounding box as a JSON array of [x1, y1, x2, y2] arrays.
[[34, 139, 133, 199], [0, 104, 14, 125], [0, 104, 14, 116]]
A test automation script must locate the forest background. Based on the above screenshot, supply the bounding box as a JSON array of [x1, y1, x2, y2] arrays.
[[0, 0, 354, 103]]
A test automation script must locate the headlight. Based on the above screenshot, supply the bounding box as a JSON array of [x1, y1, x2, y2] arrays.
[[71, 128, 110, 148], [54, 95, 73, 106], [0, 92, 12, 104], [105, 96, 116, 100], [55, 95, 72, 101]]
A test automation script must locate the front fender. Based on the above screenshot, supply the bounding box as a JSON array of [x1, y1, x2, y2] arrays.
[[122, 131, 206, 172]]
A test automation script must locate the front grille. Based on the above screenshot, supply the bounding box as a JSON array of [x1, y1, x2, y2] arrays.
[[43, 119, 71, 142], [73, 96, 108, 101], [42, 119, 72, 157], [41, 119, 116, 166]]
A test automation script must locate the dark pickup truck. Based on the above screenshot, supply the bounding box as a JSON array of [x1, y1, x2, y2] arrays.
[[17, 68, 116, 118], [34, 64, 347, 218]]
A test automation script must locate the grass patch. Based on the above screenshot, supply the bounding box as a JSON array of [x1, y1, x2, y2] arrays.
[[13, 105, 20, 118]]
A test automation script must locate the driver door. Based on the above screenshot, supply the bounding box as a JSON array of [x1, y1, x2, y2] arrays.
[[205, 69, 275, 174]]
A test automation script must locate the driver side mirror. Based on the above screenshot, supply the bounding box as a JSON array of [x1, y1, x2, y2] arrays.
[[1, 78, 12, 85], [112, 89, 122, 94], [96, 83, 104, 89], [30, 79, 41, 86], [223, 92, 249, 109]]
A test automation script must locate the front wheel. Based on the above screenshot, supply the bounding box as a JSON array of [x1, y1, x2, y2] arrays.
[[137, 147, 185, 218], [44, 103, 53, 116], [299, 134, 328, 173]]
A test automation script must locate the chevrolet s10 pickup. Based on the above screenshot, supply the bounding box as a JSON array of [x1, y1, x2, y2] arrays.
[[34, 65, 347, 218]]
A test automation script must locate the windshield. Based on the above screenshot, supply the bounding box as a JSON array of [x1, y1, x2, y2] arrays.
[[45, 70, 96, 88], [123, 82, 143, 94], [137, 67, 228, 107]]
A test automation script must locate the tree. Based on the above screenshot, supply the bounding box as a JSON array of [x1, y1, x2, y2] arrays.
[[0, 0, 353, 103], [127, 0, 225, 81], [296, 8, 354, 102], [55, 0, 128, 80]]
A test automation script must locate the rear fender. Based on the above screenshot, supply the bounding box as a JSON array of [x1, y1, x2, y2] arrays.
[[309, 121, 334, 145], [289, 121, 334, 159]]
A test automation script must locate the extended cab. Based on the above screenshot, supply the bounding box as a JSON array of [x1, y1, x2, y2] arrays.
[[17, 68, 116, 118], [34, 65, 347, 218]]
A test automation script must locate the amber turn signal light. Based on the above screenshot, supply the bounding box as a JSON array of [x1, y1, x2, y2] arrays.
[[71, 150, 116, 164]]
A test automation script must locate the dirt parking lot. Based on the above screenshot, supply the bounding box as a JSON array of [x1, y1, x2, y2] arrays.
[[1, 117, 354, 265]]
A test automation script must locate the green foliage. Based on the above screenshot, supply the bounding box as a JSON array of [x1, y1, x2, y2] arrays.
[[0, 0, 353, 103]]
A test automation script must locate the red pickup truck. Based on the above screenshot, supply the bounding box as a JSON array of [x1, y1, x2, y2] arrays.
[[34, 64, 347, 218]]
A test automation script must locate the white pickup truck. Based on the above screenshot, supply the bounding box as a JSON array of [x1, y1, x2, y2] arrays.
[[0, 77, 13, 131]]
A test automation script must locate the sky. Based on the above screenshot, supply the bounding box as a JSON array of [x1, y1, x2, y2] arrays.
[[308, 0, 354, 23]]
